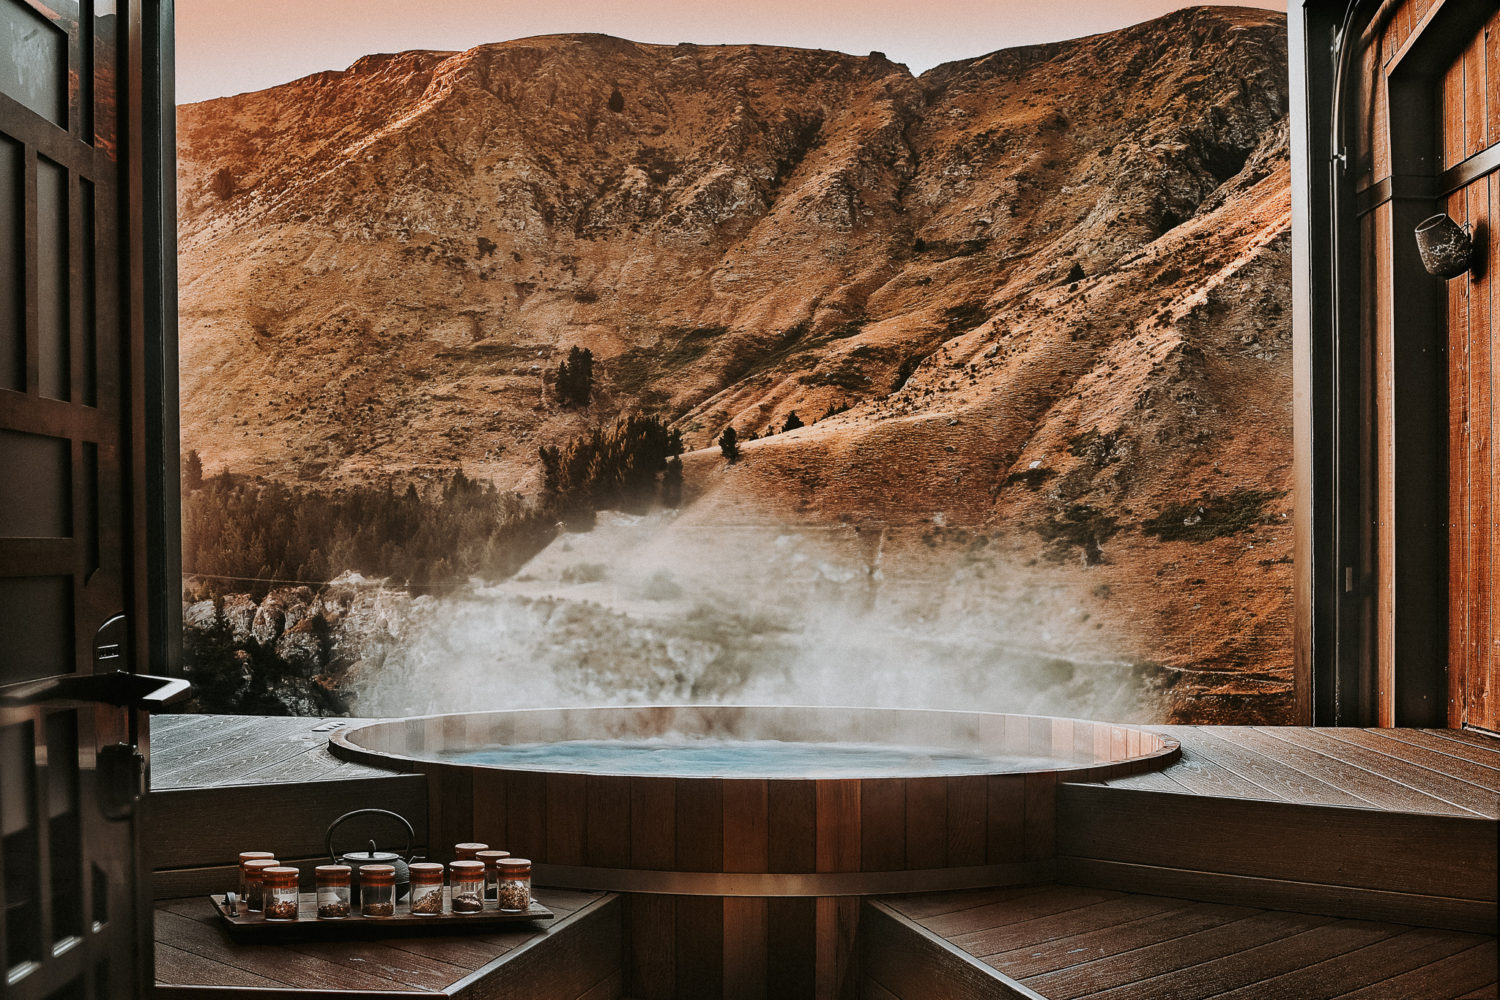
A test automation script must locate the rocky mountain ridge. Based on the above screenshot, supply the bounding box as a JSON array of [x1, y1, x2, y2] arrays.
[[178, 6, 1295, 720]]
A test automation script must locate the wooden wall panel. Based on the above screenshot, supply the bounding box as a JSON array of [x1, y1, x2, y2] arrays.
[[1375, 200, 1396, 727], [1488, 11, 1500, 147], [1444, 39, 1467, 169], [1450, 187, 1473, 729], [1466, 178, 1493, 733], [1485, 170, 1500, 728], [1465, 36, 1487, 161]]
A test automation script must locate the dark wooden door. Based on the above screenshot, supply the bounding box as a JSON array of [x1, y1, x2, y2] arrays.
[[1, 1, 180, 997], [1440, 10, 1500, 735]]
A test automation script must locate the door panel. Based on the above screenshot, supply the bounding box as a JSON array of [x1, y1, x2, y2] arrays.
[[0, 0, 156, 998], [1441, 11, 1500, 735]]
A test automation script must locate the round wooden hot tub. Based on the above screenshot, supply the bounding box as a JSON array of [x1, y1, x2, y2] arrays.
[[330, 706, 1177, 997]]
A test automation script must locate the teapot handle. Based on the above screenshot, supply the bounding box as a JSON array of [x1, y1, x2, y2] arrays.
[[326, 807, 416, 863]]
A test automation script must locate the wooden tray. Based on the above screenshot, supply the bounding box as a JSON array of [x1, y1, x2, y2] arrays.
[[212, 893, 554, 940]]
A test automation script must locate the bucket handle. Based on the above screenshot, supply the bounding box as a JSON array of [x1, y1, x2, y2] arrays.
[[326, 807, 415, 863]]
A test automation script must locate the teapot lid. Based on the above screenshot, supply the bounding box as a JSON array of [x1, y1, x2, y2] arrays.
[[340, 840, 400, 864]]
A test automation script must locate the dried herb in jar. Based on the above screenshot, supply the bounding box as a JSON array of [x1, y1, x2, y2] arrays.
[[265, 900, 300, 920], [317, 901, 350, 918], [364, 901, 394, 917], [411, 889, 444, 915], [452, 891, 483, 913]]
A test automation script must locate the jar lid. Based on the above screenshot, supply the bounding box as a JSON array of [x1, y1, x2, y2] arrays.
[[238, 851, 275, 863], [454, 842, 488, 857], [242, 858, 279, 872], [359, 864, 396, 882], [314, 865, 351, 881], [449, 860, 485, 875], [408, 862, 445, 879], [263, 866, 299, 886], [497, 858, 531, 874], [475, 850, 511, 866]]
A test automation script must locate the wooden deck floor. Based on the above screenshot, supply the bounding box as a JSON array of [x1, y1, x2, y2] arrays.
[[155, 889, 619, 997], [1108, 727, 1500, 818], [150, 714, 389, 789], [874, 884, 1500, 999]]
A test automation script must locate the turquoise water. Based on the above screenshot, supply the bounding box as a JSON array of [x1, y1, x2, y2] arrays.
[[437, 737, 1072, 778]]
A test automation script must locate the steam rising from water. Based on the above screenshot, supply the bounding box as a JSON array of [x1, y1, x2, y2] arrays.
[[348, 511, 1168, 723]]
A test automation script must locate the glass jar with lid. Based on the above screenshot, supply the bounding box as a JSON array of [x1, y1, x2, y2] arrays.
[[453, 842, 488, 862], [236, 852, 274, 912], [242, 859, 280, 915], [474, 849, 510, 903], [315, 865, 351, 919], [496, 858, 531, 912], [359, 864, 396, 917], [408, 862, 445, 916], [449, 860, 485, 913], [262, 867, 301, 920]]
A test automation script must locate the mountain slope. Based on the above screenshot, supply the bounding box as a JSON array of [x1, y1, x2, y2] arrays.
[[177, 6, 1294, 721]]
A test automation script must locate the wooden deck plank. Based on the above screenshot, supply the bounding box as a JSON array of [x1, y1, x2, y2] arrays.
[[377, 933, 517, 969], [281, 937, 469, 993], [1358, 730, 1500, 791], [153, 909, 425, 992], [1147, 731, 1293, 800], [1170, 728, 1372, 808], [884, 884, 1054, 921], [1278, 729, 1499, 817], [956, 892, 1228, 963], [1328, 940, 1499, 999], [1208, 927, 1491, 1000], [160, 731, 347, 789], [981, 901, 1260, 979], [155, 941, 283, 988], [149, 716, 273, 782], [1423, 728, 1500, 758], [1357, 729, 1500, 777], [1055, 918, 1398, 1000], [921, 886, 1122, 939], [1095, 768, 1189, 794], [1248, 727, 1477, 815], [1018, 911, 1332, 999], [953, 893, 1184, 956]]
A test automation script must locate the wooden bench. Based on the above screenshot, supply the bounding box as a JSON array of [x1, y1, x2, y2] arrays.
[[154, 889, 622, 999], [862, 884, 1499, 999]]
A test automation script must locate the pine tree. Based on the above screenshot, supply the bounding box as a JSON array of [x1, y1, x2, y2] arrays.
[[555, 346, 594, 408], [183, 449, 203, 492], [719, 426, 740, 464], [782, 411, 804, 432]]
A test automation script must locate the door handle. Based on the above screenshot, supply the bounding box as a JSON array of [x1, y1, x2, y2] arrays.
[[0, 670, 191, 708], [0, 612, 191, 708]]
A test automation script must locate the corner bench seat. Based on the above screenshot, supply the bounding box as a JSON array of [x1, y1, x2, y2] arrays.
[[153, 890, 622, 999], [863, 884, 1499, 999]]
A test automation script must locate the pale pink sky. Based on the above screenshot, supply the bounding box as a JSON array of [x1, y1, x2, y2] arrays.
[[176, 1, 1286, 105]]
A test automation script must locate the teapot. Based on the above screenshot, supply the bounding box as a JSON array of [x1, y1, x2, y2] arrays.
[[326, 807, 415, 902]]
